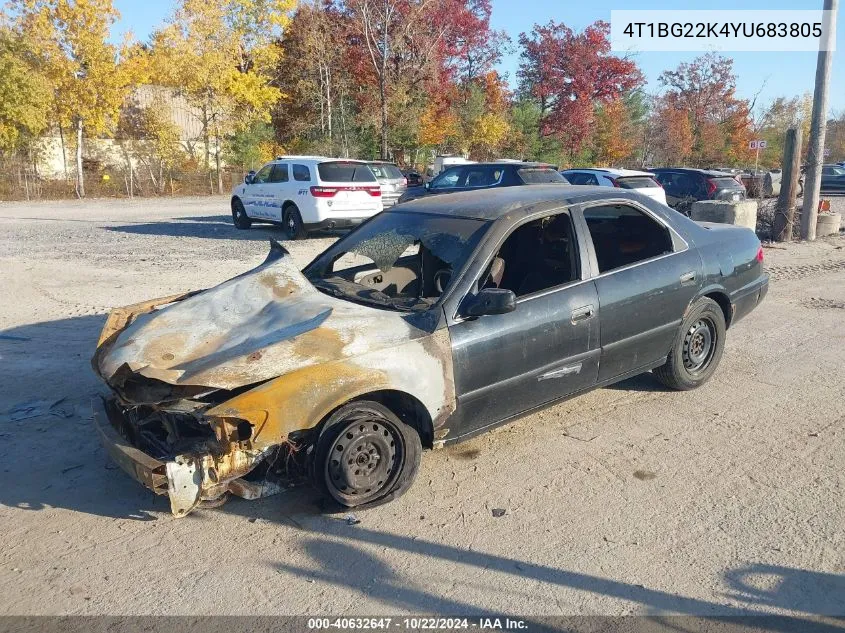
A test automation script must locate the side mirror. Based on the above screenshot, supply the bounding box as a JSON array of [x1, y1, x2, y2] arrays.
[[464, 288, 516, 317], [245, 171, 256, 184]]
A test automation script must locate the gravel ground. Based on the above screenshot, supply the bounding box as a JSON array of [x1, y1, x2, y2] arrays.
[[0, 196, 843, 619]]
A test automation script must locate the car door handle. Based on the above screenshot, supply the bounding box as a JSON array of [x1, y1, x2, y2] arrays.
[[680, 271, 697, 285], [571, 305, 595, 323]]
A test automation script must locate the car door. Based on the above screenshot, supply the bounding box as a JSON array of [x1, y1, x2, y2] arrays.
[[446, 209, 600, 438], [264, 163, 289, 221], [244, 164, 273, 219], [576, 200, 702, 382]]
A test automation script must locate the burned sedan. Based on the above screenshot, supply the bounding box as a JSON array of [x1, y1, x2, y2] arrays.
[[93, 186, 769, 516]]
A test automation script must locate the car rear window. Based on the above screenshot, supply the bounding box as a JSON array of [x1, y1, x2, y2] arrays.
[[617, 176, 660, 189], [318, 161, 377, 183], [370, 164, 404, 180], [710, 177, 742, 188], [517, 168, 567, 184]]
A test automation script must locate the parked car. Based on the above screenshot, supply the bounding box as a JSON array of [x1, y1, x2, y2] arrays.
[[231, 156, 382, 239], [399, 161, 568, 203], [560, 168, 667, 205], [368, 161, 407, 208], [402, 169, 424, 187], [649, 168, 746, 213], [821, 164, 845, 192], [92, 185, 768, 515], [424, 155, 475, 182]]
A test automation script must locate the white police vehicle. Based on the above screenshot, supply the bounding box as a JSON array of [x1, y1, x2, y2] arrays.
[[231, 156, 383, 239]]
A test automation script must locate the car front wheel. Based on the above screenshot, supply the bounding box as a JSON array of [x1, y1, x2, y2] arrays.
[[312, 401, 421, 509], [232, 199, 251, 229], [654, 297, 726, 390]]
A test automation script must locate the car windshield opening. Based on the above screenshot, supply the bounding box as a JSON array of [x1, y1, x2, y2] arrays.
[[318, 161, 377, 182], [305, 211, 490, 311]]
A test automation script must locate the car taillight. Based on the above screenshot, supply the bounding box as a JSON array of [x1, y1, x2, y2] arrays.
[[403, 177, 407, 186], [735, 175, 743, 185], [651, 178, 663, 188], [607, 177, 620, 188], [756, 246, 764, 263], [705, 178, 717, 196], [310, 185, 382, 197]]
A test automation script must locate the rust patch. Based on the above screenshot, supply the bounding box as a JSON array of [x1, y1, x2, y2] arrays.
[[258, 272, 298, 299], [247, 350, 263, 362], [207, 359, 389, 448], [291, 326, 347, 363]]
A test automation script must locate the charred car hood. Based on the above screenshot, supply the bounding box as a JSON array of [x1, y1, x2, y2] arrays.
[[96, 244, 430, 393]]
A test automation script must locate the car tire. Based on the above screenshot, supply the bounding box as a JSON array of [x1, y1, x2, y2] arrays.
[[311, 400, 421, 510], [232, 198, 251, 229], [283, 204, 307, 240], [654, 297, 726, 391]]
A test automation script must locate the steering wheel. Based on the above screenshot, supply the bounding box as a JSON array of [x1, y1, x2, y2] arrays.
[[433, 267, 452, 294]]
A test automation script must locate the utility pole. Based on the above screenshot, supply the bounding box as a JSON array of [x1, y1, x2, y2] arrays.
[[774, 127, 803, 242], [801, 0, 838, 240]]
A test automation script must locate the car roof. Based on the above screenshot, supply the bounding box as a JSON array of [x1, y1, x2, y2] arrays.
[[272, 156, 371, 165], [392, 184, 639, 220], [650, 167, 737, 177], [443, 161, 555, 169], [563, 167, 654, 177]]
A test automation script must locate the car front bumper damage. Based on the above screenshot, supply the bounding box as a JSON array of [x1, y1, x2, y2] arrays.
[[92, 397, 283, 517]]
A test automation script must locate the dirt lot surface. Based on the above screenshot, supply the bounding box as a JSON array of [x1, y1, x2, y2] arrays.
[[0, 196, 843, 618]]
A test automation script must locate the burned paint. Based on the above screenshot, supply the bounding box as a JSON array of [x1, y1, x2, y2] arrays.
[[92, 242, 456, 516]]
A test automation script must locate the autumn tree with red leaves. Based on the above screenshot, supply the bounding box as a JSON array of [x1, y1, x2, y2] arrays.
[[517, 20, 642, 161], [656, 53, 754, 167]]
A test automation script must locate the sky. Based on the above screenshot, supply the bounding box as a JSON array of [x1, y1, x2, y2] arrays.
[[112, 0, 844, 114]]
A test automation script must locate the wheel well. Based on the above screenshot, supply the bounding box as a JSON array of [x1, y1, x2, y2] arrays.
[[231, 195, 241, 208], [282, 200, 296, 211], [352, 390, 434, 449], [704, 291, 732, 328]]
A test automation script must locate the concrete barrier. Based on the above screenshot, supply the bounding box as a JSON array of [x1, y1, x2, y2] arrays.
[[690, 200, 758, 231], [816, 213, 842, 237]]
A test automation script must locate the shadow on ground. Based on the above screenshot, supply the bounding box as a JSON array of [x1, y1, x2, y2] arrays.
[[1, 314, 843, 623], [103, 214, 347, 242]]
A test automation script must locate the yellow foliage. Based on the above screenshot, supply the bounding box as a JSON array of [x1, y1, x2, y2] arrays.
[[471, 112, 510, 152], [418, 108, 459, 148], [0, 29, 51, 150], [12, 0, 130, 136]]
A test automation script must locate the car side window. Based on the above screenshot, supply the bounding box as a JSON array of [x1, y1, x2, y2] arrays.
[[253, 164, 273, 184], [479, 212, 580, 298], [270, 164, 289, 183], [582, 204, 674, 274], [431, 167, 461, 189], [293, 164, 311, 181]]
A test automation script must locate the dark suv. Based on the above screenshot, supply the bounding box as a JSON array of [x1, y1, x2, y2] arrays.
[[649, 168, 746, 213], [398, 162, 568, 203]]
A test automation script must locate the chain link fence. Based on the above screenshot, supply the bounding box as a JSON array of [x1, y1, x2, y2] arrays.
[[0, 160, 246, 201]]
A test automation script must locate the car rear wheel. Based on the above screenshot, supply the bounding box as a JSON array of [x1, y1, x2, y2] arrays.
[[232, 198, 251, 229], [283, 204, 307, 240], [312, 401, 421, 509], [654, 297, 726, 391]]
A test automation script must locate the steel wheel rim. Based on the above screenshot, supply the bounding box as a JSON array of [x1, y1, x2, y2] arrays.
[[234, 203, 244, 220], [287, 213, 296, 233], [324, 418, 402, 505], [683, 317, 715, 373]]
